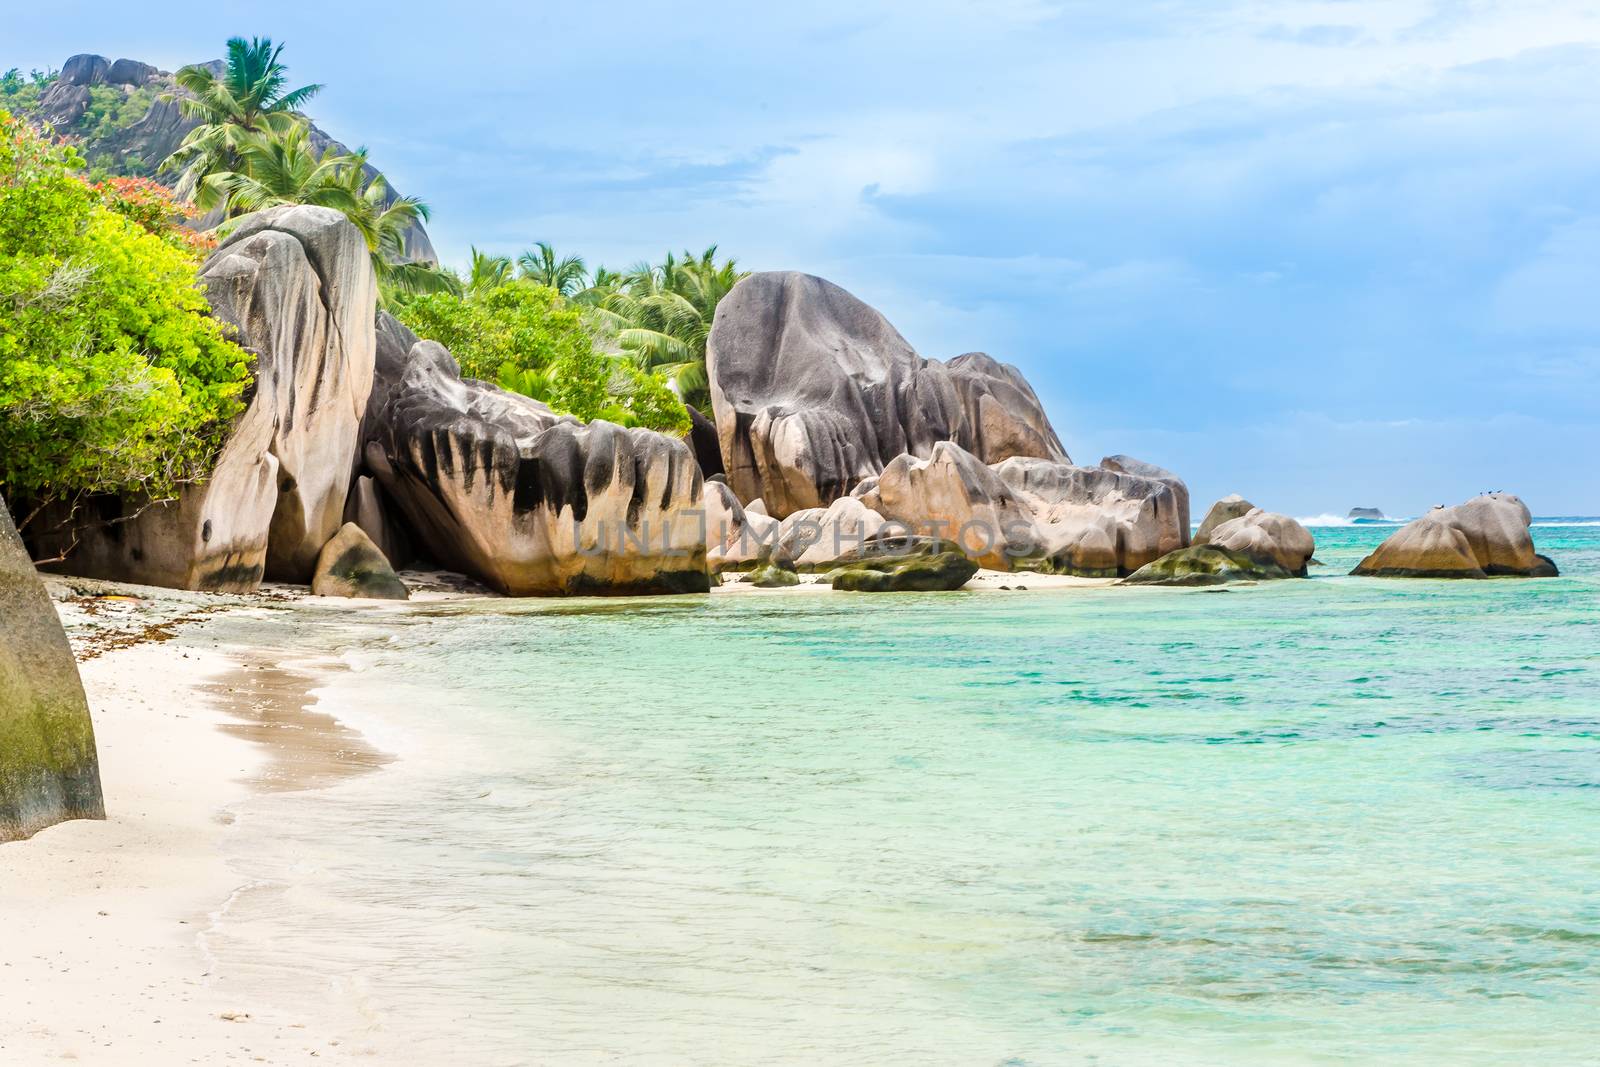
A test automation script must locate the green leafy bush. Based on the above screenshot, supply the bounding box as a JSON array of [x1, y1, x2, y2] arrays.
[[0, 68, 55, 115], [0, 111, 251, 513], [392, 283, 690, 434]]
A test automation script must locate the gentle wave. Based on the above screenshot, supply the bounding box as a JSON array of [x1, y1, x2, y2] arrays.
[[1295, 513, 1403, 527]]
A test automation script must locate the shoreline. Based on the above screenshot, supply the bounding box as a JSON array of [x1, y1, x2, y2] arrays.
[[0, 592, 383, 1064]]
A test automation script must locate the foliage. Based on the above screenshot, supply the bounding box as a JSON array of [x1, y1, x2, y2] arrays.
[[390, 284, 689, 433], [518, 242, 587, 297], [0, 111, 250, 510], [465, 247, 514, 295], [92, 176, 215, 254], [77, 83, 159, 149], [162, 36, 323, 203], [0, 68, 57, 114], [587, 246, 747, 410]]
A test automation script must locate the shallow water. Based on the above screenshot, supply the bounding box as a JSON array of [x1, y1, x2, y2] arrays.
[[207, 524, 1600, 1065]]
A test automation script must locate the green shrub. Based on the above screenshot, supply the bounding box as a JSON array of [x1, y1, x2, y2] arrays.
[[0, 111, 251, 513], [392, 283, 690, 434]]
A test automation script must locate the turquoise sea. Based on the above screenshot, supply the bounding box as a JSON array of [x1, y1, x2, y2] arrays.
[[205, 522, 1600, 1065]]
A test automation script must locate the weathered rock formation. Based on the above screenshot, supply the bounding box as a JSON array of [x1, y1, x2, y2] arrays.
[[1122, 545, 1294, 586], [1205, 508, 1315, 577], [1, 497, 104, 842], [358, 314, 710, 596], [1195, 494, 1256, 543], [311, 523, 409, 600], [744, 558, 801, 588], [705, 272, 1068, 518], [1351, 494, 1557, 578], [777, 496, 890, 570], [703, 480, 782, 572], [39, 207, 377, 591], [867, 442, 1189, 576]]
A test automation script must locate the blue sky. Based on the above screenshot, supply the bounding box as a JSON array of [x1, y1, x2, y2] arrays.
[[12, 1, 1600, 516]]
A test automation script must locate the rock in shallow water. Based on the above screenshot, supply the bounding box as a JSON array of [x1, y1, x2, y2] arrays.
[[1351, 494, 1557, 578], [828, 549, 979, 592], [359, 314, 710, 596], [1121, 544, 1294, 586], [705, 272, 1068, 518], [311, 523, 409, 600], [1, 497, 104, 842], [1194, 494, 1256, 543], [1206, 508, 1315, 577]]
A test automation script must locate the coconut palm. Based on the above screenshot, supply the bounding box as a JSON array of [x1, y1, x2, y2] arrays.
[[588, 247, 746, 408], [162, 37, 324, 203], [464, 247, 515, 295], [518, 242, 588, 297], [195, 123, 356, 216]]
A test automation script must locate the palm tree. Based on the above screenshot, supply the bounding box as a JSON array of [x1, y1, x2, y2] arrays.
[[588, 246, 746, 408], [518, 242, 588, 297], [162, 37, 324, 203], [203, 126, 454, 302], [464, 247, 514, 295], [195, 123, 355, 216]]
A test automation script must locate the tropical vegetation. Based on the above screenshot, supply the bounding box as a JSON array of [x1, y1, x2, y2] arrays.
[[0, 112, 250, 520], [390, 284, 689, 433], [452, 243, 746, 411]]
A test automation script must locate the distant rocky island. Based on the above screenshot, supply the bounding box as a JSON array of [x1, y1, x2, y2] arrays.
[[1347, 507, 1385, 520]]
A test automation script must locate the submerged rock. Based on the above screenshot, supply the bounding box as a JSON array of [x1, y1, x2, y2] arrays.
[[1, 497, 104, 842], [1351, 494, 1556, 578], [1121, 544, 1294, 586], [744, 557, 801, 588], [705, 272, 1067, 517], [311, 523, 409, 600], [829, 549, 979, 592], [37, 206, 377, 592], [360, 314, 710, 596], [1195, 494, 1256, 543], [1205, 508, 1315, 577]]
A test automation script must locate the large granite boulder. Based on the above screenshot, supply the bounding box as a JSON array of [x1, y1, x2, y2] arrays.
[[1351, 494, 1557, 578], [39, 207, 377, 591], [869, 443, 1189, 576], [1100, 455, 1190, 539], [993, 455, 1189, 575], [705, 272, 1067, 517], [874, 442, 1042, 569], [1, 497, 104, 842], [1122, 545, 1294, 587], [106, 59, 159, 86], [311, 523, 409, 600], [359, 314, 709, 596], [1205, 508, 1315, 576], [1195, 494, 1256, 542], [60, 54, 110, 86]]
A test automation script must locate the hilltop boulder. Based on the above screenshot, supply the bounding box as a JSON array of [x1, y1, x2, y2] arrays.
[[59, 54, 110, 86], [1, 497, 104, 842], [1351, 494, 1556, 578], [705, 272, 1067, 517], [38, 206, 378, 591], [359, 314, 710, 596]]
